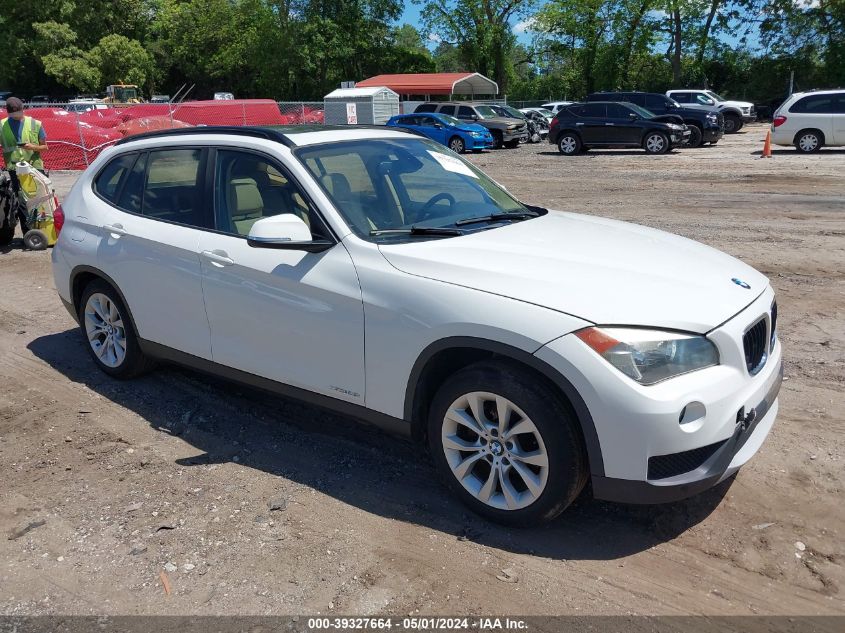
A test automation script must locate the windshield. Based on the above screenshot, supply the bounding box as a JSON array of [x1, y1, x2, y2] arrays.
[[627, 104, 655, 119], [114, 87, 137, 101], [474, 105, 498, 118], [500, 106, 525, 119], [438, 114, 463, 126], [296, 138, 529, 242], [705, 90, 725, 102]]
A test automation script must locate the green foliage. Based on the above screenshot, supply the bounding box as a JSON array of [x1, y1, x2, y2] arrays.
[[0, 0, 841, 103]]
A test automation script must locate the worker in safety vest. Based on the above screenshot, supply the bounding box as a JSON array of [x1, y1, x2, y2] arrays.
[[1, 97, 48, 233]]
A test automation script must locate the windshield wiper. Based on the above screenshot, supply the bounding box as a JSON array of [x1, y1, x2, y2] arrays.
[[370, 226, 464, 237], [454, 211, 540, 227]]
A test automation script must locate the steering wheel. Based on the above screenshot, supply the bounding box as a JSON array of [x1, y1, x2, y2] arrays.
[[418, 192, 456, 221]]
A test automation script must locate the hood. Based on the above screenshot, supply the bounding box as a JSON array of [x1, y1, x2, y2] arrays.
[[651, 114, 685, 125], [722, 100, 754, 108], [378, 212, 768, 334], [480, 116, 525, 127], [457, 123, 490, 134]]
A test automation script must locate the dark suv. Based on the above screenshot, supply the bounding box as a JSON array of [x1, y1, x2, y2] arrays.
[[587, 92, 723, 147], [549, 101, 690, 155], [415, 102, 528, 148]]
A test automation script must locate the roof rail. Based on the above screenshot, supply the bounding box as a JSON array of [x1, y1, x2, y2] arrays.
[[113, 124, 422, 147], [114, 126, 296, 147]]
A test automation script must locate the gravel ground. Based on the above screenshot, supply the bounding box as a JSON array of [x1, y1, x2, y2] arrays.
[[0, 124, 843, 616]]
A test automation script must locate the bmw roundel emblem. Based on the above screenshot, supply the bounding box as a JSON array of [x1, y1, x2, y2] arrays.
[[732, 278, 751, 289]]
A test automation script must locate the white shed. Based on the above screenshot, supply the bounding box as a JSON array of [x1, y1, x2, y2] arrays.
[[323, 86, 400, 125]]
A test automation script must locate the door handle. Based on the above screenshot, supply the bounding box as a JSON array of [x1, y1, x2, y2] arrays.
[[103, 223, 127, 237], [201, 250, 234, 266], [575, 122, 584, 126], [605, 123, 615, 126]]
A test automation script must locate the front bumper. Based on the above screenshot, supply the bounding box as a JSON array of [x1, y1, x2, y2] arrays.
[[742, 112, 757, 123], [468, 135, 495, 150], [535, 286, 781, 502], [503, 128, 529, 143], [592, 361, 781, 503], [670, 129, 691, 145]]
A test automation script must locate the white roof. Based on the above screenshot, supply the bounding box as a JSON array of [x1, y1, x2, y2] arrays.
[[324, 86, 399, 99], [284, 127, 412, 146]]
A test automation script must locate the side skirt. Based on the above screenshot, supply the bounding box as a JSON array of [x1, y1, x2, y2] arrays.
[[138, 339, 412, 438]]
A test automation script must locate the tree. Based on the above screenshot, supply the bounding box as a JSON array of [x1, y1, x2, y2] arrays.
[[418, 0, 537, 94]]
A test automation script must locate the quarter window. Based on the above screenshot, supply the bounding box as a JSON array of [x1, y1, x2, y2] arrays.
[[93, 153, 138, 203]]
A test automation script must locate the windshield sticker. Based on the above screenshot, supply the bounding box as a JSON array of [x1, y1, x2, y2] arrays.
[[427, 150, 479, 179]]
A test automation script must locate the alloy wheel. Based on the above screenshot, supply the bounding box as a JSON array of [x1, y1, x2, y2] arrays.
[[441, 392, 549, 511], [646, 134, 666, 153], [84, 292, 127, 368], [450, 138, 465, 153], [559, 136, 577, 154]]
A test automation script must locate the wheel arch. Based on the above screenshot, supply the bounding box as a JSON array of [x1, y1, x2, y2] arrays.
[[405, 336, 605, 477], [70, 265, 141, 335], [793, 128, 825, 145]]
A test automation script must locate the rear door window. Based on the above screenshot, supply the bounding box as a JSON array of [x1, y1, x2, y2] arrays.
[[790, 95, 835, 113], [671, 92, 691, 103], [645, 94, 666, 111], [140, 149, 209, 228], [415, 103, 436, 113], [439, 105, 456, 116], [582, 103, 606, 118]]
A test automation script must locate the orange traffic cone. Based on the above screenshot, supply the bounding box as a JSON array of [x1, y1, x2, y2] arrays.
[[761, 130, 772, 158]]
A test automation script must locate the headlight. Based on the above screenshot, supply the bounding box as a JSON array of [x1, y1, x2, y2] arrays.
[[669, 124, 684, 130], [470, 131, 483, 137], [576, 327, 719, 385], [742, 106, 750, 113], [707, 114, 718, 122], [507, 124, 520, 130]]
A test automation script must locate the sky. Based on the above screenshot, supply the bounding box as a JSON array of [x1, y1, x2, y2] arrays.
[[398, 3, 761, 53]]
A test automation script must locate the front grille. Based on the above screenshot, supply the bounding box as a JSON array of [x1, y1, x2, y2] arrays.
[[770, 301, 778, 349], [743, 317, 768, 375], [648, 440, 727, 480]]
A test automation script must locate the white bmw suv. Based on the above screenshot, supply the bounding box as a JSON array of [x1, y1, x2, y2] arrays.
[[52, 126, 782, 525]]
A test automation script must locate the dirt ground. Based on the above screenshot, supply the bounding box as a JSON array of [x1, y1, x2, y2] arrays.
[[0, 124, 843, 616]]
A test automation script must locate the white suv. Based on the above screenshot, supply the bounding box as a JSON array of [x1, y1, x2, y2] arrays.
[[771, 89, 845, 152], [52, 126, 782, 525]]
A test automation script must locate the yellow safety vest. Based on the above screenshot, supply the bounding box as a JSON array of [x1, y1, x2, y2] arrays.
[[1, 116, 44, 170]]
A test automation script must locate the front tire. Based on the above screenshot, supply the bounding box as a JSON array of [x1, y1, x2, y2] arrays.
[[491, 130, 504, 149], [79, 280, 154, 379], [557, 133, 582, 156], [685, 125, 703, 148], [795, 130, 823, 153], [643, 131, 670, 154], [427, 361, 588, 526], [723, 114, 741, 134], [448, 136, 465, 154]]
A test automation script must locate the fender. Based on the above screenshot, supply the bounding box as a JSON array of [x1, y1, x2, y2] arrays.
[[404, 336, 605, 477], [68, 265, 141, 335]]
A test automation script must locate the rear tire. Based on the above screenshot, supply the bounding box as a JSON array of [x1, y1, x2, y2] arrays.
[[427, 361, 588, 526], [557, 133, 582, 156], [0, 222, 13, 246], [795, 130, 823, 153], [78, 279, 155, 379], [643, 131, 670, 154], [23, 229, 48, 251]]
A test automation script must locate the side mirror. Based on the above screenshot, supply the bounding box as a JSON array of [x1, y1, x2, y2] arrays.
[[433, 122, 443, 128], [629, 112, 639, 120], [471, 114, 479, 121], [247, 214, 333, 253]]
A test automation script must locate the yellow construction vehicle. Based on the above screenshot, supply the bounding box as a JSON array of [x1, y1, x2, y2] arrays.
[[104, 83, 144, 104]]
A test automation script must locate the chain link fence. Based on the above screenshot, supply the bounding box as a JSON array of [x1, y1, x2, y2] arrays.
[[5, 98, 559, 171], [5, 101, 325, 171]]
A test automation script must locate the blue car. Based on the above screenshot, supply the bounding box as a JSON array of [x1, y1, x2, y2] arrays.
[[386, 112, 494, 153]]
